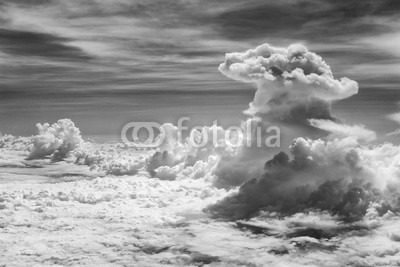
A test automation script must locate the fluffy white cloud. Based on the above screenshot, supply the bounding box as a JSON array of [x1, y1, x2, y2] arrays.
[[219, 43, 358, 121], [0, 134, 32, 151], [209, 136, 400, 221], [29, 119, 84, 160]]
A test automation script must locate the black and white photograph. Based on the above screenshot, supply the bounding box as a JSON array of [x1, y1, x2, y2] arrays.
[[1, 0, 400, 266]]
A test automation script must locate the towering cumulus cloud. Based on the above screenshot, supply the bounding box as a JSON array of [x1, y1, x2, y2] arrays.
[[29, 119, 84, 160], [211, 43, 362, 189], [132, 44, 365, 189], [219, 43, 358, 122], [208, 43, 399, 221]]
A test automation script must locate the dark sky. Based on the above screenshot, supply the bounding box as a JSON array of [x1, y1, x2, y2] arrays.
[[1, 0, 400, 139]]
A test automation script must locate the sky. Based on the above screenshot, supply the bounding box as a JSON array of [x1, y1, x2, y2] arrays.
[[1, 0, 400, 138]]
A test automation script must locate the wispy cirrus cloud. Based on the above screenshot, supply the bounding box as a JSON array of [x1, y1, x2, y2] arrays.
[[0, 28, 92, 60], [1, 0, 400, 135], [1, 0, 400, 94]]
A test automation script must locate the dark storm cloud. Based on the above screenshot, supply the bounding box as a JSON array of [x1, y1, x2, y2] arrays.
[[0, 28, 91, 60]]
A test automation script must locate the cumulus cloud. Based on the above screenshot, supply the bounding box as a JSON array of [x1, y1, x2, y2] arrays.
[[0, 134, 32, 151], [74, 144, 148, 176], [309, 119, 377, 143], [219, 43, 358, 122], [211, 44, 363, 188], [74, 122, 235, 179], [29, 119, 84, 160], [206, 42, 391, 209], [147, 118, 284, 188], [147, 123, 237, 181], [208, 137, 400, 221]]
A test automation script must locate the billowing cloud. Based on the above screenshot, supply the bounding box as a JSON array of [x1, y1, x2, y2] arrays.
[[309, 119, 377, 143], [219, 43, 358, 122], [212, 43, 363, 189], [208, 136, 400, 221], [29, 119, 84, 160]]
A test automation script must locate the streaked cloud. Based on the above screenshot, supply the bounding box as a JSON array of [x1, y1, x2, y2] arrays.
[[1, 0, 400, 135]]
